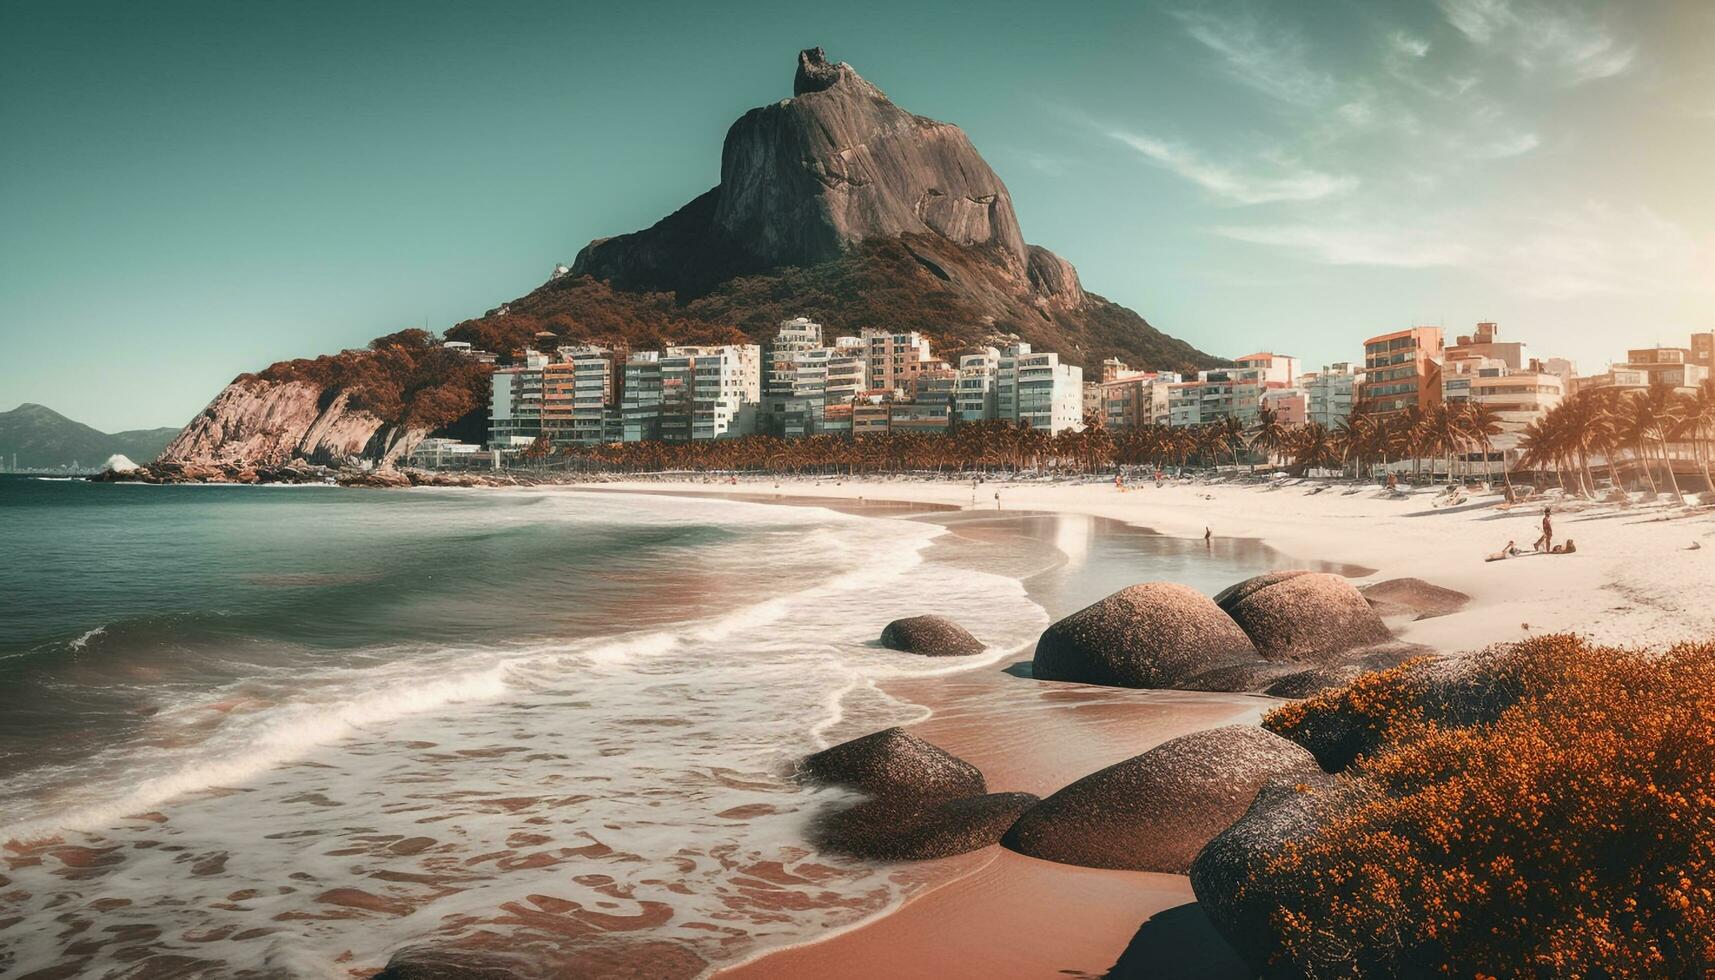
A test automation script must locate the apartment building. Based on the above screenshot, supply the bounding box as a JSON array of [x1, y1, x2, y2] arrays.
[[864, 330, 946, 393], [956, 348, 1001, 423], [1360, 327, 1444, 414], [1616, 346, 1708, 391], [541, 345, 615, 447], [1302, 363, 1361, 428], [996, 343, 1083, 433], [621, 353, 664, 443], [487, 350, 550, 449]]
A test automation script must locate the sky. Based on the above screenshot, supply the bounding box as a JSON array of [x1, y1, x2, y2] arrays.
[[2, 0, 1712, 431]]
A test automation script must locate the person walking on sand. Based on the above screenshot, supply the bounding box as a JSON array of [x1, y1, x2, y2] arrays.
[[1533, 506, 1553, 553], [994, 491, 1002, 511]]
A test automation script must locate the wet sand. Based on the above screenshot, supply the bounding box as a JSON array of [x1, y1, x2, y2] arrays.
[[679, 495, 1341, 979]]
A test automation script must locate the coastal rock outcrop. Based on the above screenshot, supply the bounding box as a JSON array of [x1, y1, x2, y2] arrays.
[[374, 946, 540, 979], [811, 791, 1039, 861], [1189, 774, 1353, 972], [801, 728, 1034, 860], [1031, 583, 1257, 688], [1360, 577, 1472, 621], [1002, 726, 1319, 873], [160, 378, 428, 469], [801, 727, 986, 799], [1221, 572, 1392, 661], [879, 615, 986, 657]]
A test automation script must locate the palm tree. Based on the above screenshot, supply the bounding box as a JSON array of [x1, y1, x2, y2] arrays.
[[1685, 379, 1715, 501], [1461, 402, 1510, 496], [1249, 407, 1287, 472]]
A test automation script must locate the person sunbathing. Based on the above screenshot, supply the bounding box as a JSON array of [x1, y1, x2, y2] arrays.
[[1486, 540, 1522, 562], [1551, 538, 1577, 555]]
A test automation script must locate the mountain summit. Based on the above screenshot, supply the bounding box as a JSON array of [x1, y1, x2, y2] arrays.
[[572, 46, 1037, 296], [453, 47, 1216, 373]]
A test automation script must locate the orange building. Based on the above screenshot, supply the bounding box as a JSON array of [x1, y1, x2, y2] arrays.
[[1359, 327, 1444, 414]]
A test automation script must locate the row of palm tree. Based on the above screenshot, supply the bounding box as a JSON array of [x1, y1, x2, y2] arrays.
[[1517, 379, 1715, 504], [525, 379, 1715, 499]]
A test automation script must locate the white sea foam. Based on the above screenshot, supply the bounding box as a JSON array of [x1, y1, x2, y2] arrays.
[[0, 491, 1050, 977], [67, 625, 106, 650]]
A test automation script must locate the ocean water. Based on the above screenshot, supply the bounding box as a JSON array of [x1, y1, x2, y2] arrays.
[[0, 477, 1339, 978], [0, 477, 1060, 977]]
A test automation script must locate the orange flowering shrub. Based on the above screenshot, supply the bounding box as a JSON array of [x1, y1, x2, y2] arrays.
[[1258, 635, 1715, 976]]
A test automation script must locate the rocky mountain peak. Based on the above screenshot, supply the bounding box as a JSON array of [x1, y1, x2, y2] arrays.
[[793, 46, 855, 96]]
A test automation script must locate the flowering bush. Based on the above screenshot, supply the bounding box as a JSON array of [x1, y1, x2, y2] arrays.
[[1258, 635, 1715, 976]]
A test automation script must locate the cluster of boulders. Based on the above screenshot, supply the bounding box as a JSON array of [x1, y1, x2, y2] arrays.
[[1029, 571, 1456, 696], [92, 461, 533, 489], [800, 727, 1036, 860], [1189, 653, 1520, 972]]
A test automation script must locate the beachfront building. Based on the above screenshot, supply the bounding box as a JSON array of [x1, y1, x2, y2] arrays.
[[1359, 327, 1444, 414], [996, 343, 1084, 434], [1302, 363, 1362, 427], [541, 345, 615, 447], [407, 437, 487, 469], [1694, 332, 1714, 370], [759, 319, 872, 437], [1262, 387, 1307, 426], [1442, 353, 1566, 465], [1616, 346, 1708, 392], [621, 353, 664, 443], [1233, 352, 1298, 387], [1445, 322, 1524, 370], [487, 350, 550, 450], [1093, 363, 1177, 430], [956, 348, 1001, 423], [864, 330, 948, 394]]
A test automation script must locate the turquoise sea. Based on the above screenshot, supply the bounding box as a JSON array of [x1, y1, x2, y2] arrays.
[[0, 475, 1319, 977]]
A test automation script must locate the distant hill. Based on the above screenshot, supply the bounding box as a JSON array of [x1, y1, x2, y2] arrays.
[[0, 403, 179, 470]]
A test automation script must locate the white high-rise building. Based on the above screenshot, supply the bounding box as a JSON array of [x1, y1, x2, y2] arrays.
[[488, 350, 550, 449]]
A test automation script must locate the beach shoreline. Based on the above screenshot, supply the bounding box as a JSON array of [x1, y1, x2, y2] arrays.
[[566, 475, 1715, 978]]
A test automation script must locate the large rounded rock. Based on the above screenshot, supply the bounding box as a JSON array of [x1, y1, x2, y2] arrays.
[[1213, 570, 1311, 614], [1223, 572, 1392, 662], [1002, 726, 1320, 873], [801, 727, 985, 799], [1189, 774, 1351, 973], [374, 948, 536, 979], [1032, 583, 1258, 689], [1360, 577, 1470, 621], [879, 615, 985, 657], [1180, 658, 1306, 694], [811, 791, 1038, 861]]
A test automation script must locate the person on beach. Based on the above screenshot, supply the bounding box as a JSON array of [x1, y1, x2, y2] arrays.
[[994, 491, 1001, 511], [1551, 538, 1577, 555], [1533, 507, 1554, 553], [1486, 540, 1522, 562], [1204, 526, 1212, 546]]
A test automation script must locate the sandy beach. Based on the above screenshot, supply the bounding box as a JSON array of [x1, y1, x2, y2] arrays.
[[578, 476, 1715, 978]]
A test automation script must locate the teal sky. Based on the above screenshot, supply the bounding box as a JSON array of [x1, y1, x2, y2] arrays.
[[3, 0, 1712, 431]]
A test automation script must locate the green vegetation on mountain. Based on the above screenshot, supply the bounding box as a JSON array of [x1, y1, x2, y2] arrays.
[[0, 403, 179, 469]]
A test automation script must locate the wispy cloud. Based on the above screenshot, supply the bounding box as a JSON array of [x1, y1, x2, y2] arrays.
[[1213, 203, 1711, 301], [1212, 221, 1473, 268], [1438, 0, 1636, 84], [1108, 130, 1357, 205], [1389, 31, 1431, 59], [1172, 7, 1336, 107]]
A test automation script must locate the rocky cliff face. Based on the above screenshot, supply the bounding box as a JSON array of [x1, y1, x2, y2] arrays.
[[537, 47, 1214, 374], [573, 48, 1065, 303], [160, 380, 425, 468]]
